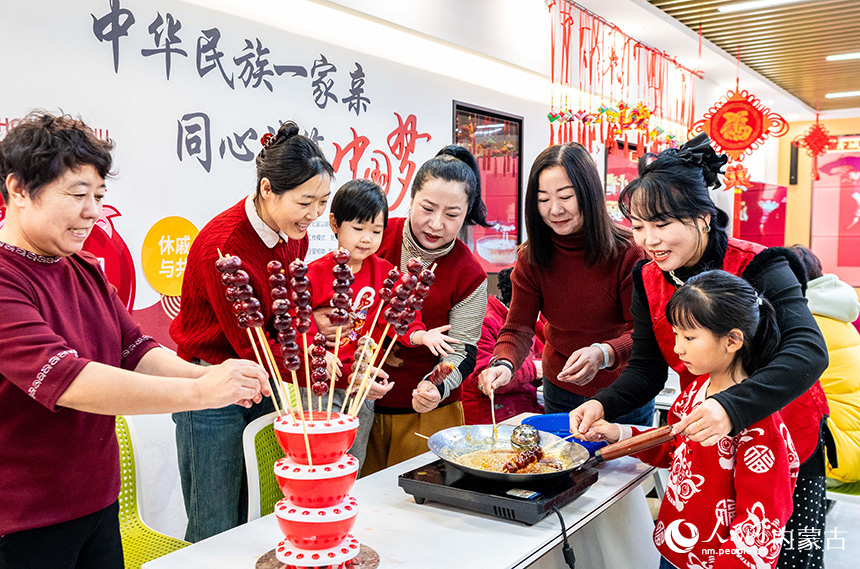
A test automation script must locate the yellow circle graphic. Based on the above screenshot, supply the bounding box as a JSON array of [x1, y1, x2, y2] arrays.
[[141, 217, 199, 297]]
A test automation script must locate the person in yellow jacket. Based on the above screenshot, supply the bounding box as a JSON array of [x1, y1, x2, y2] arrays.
[[791, 245, 860, 484]]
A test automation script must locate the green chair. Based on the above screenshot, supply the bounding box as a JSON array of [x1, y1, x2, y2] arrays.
[[827, 479, 860, 505], [115, 416, 190, 569], [243, 383, 297, 520]]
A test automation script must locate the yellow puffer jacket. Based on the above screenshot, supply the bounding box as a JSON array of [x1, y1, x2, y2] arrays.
[[814, 315, 860, 482]]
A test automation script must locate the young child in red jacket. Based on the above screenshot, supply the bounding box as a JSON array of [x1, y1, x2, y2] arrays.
[[589, 270, 799, 569], [306, 179, 456, 468]]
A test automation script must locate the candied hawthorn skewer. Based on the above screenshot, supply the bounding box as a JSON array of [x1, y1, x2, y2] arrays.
[[327, 248, 353, 418], [215, 251, 284, 416], [502, 445, 545, 474], [289, 259, 316, 414]]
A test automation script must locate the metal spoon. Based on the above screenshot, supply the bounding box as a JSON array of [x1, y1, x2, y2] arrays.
[[510, 424, 540, 449]]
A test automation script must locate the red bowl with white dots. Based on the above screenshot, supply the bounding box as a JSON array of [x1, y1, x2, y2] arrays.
[[274, 454, 359, 507], [274, 534, 360, 568], [275, 496, 359, 551], [274, 412, 359, 465]]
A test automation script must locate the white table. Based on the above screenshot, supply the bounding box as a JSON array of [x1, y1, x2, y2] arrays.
[[144, 451, 657, 569]]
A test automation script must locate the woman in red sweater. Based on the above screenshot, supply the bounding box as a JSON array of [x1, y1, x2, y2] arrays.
[[478, 143, 649, 423], [362, 145, 489, 475], [169, 121, 333, 542], [0, 112, 268, 569]]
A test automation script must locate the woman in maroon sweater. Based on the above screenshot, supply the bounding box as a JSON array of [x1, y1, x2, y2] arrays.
[[0, 112, 268, 569], [478, 143, 650, 423], [170, 121, 334, 542]]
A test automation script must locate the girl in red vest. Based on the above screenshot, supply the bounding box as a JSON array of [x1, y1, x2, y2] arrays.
[[362, 145, 489, 475], [571, 134, 829, 569], [591, 270, 799, 569]]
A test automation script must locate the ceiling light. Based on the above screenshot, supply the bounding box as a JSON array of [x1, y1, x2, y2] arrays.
[[826, 52, 860, 62], [825, 91, 860, 99], [717, 0, 809, 14]]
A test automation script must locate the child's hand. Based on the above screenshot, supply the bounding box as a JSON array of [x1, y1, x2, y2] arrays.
[[414, 325, 459, 356], [587, 419, 622, 443], [312, 307, 338, 348]]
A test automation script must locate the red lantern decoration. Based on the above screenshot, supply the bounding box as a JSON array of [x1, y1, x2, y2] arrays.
[[692, 89, 788, 162], [792, 112, 838, 181]]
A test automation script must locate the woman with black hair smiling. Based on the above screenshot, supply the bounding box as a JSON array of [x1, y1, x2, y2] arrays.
[[571, 134, 830, 569], [170, 120, 333, 542], [478, 143, 648, 421]]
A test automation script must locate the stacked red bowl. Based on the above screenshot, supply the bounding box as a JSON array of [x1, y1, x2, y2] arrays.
[[271, 412, 361, 569]]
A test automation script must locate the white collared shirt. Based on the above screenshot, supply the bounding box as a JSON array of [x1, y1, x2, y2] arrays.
[[244, 194, 290, 248]]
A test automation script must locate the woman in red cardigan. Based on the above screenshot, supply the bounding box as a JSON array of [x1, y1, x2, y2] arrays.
[[362, 145, 489, 475], [170, 121, 333, 542], [478, 143, 649, 423]]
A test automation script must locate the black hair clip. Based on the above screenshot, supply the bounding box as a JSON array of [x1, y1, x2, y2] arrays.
[[676, 133, 728, 189]]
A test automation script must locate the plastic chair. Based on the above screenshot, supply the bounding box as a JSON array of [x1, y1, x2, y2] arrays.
[[243, 383, 298, 520], [115, 416, 189, 569], [827, 480, 860, 505], [243, 411, 285, 521]]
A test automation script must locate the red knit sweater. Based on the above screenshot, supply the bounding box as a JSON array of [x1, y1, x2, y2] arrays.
[[632, 378, 798, 569], [170, 199, 308, 373], [494, 231, 645, 397], [305, 251, 423, 390]]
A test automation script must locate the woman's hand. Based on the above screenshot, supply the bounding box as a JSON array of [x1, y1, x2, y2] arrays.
[[556, 345, 605, 385], [477, 364, 513, 396], [586, 419, 622, 443], [673, 399, 733, 446], [413, 325, 459, 356], [200, 359, 270, 408], [412, 379, 442, 413], [365, 376, 395, 401], [569, 399, 605, 440]]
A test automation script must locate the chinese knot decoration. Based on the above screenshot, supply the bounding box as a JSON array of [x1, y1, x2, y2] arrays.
[[792, 112, 838, 181], [692, 89, 789, 161], [723, 163, 753, 194]]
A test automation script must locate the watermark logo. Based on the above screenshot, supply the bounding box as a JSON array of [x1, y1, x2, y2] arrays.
[[665, 519, 700, 554]]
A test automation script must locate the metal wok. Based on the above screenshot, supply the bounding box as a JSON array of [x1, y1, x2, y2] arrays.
[[427, 425, 588, 483], [427, 424, 674, 484]]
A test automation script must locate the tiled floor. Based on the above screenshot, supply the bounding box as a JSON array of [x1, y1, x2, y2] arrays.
[[823, 500, 860, 568]]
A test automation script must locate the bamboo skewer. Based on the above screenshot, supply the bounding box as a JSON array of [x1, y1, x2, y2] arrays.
[[246, 328, 283, 416], [543, 433, 577, 453], [340, 303, 384, 413], [289, 370, 314, 467], [326, 326, 342, 420], [351, 335, 397, 417], [490, 391, 498, 443], [348, 323, 390, 416], [302, 334, 313, 415], [253, 327, 294, 416]]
